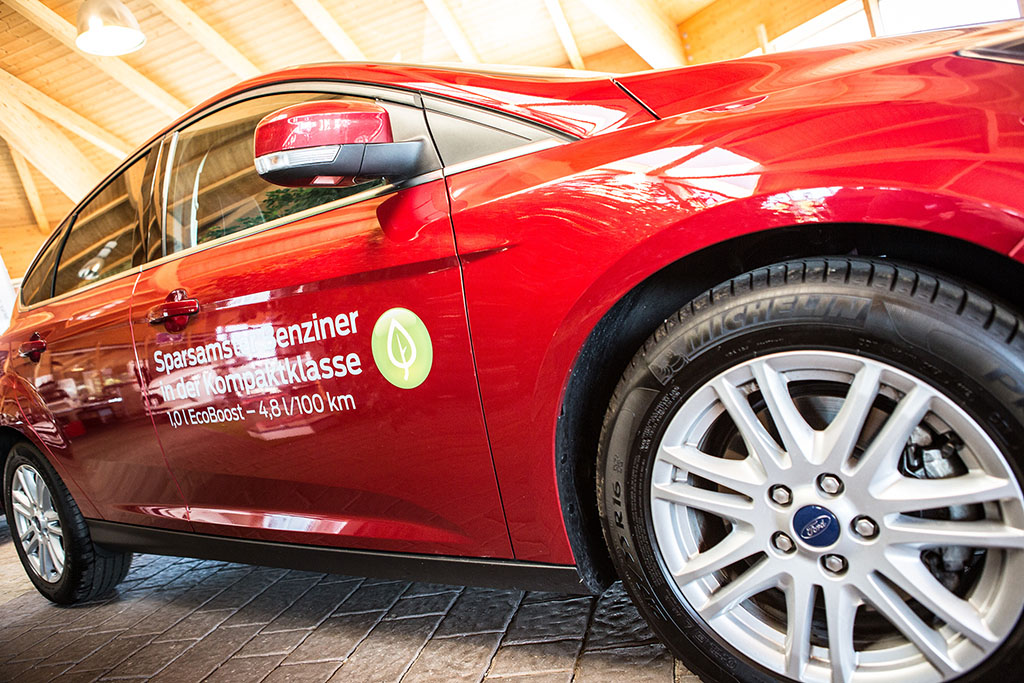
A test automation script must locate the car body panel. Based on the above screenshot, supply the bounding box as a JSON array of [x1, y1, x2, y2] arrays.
[[146, 64, 655, 154], [3, 273, 188, 528], [616, 21, 1024, 119], [2, 20, 1024, 576], [130, 178, 513, 558], [446, 41, 1024, 561]]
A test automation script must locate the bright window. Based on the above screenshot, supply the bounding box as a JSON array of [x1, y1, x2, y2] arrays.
[[746, 0, 1021, 57], [772, 1, 871, 52], [879, 0, 1020, 35]]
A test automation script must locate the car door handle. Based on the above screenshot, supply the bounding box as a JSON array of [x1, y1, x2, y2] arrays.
[[148, 298, 200, 332], [18, 336, 47, 362]]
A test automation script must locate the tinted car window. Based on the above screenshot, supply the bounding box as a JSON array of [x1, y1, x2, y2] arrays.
[[158, 93, 390, 257], [54, 154, 150, 298], [423, 97, 560, 167], [19, 222, 67, 307]]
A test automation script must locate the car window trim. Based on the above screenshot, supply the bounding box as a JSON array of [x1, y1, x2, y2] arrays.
[[19, 141, 162, 310], [139, 170, 443, 273], [420, 95, 572, 176], [145, 82, 442, 263], [170, 81, 423, 136], [422, 94, 576, 142], [18, 221, 69, 308], [20, 264, 143, 312]]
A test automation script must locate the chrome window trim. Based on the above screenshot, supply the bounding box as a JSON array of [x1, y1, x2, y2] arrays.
[[19, 266, 142, 312], [958, 47, 1024, 66], [18, 78, 569, 311], [441, 138, 564, 176], [18, 172, 441, 312], [138, 170, 443, 272]]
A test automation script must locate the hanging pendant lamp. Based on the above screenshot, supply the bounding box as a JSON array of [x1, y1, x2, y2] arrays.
[[75, 0, 146, 56]]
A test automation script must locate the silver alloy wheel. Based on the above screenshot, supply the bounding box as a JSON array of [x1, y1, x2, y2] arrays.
[[10, 464, 65, 583], [650, 351, 1024, 683]]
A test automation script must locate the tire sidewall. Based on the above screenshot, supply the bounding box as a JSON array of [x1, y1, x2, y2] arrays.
[[3, 441, 86, 604], [599, 265, 1024, 683]]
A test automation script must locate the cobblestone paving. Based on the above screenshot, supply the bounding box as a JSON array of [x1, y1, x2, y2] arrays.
[[0, 515, 698, 682]]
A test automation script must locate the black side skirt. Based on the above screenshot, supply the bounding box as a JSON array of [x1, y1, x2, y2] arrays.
[[88, 520, 594, 595]]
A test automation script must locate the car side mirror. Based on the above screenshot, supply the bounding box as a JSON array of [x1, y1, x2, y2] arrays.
[[253, 101, 424, 187]]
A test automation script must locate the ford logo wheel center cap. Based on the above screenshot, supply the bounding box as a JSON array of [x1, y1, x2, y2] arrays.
[[793, 504, 841, 547]]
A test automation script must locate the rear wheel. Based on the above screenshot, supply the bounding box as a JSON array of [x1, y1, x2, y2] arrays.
[[3, 441, 132, 604], [598, 258, 1024, 682]]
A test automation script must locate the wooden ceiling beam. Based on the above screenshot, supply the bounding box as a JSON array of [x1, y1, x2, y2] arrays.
[[422, 0, 480, 63], [862, 0, 882, 37], [5, 0, 187, 117], [7, 147, 51, 234], [681, 0, 844, 64], [0, 67, 131, 159], [543, 0, 585, 70], [288, 0, 367, 60], [578, 0, 685, 68], [148, 0, 260, 78], [0, 97, 102, 203]]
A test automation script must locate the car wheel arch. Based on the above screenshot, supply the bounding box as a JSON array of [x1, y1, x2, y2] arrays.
[[553, 220, 1024, 593], [0, 425, 23, 510]]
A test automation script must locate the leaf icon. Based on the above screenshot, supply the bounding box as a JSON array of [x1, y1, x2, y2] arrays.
[[386, 317, 417, 381]]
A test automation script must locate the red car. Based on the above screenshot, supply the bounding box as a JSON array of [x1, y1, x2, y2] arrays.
[[4, 21, 1024, 683]]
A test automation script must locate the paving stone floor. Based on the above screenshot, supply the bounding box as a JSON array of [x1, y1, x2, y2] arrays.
[[0, 514, 698, 682]]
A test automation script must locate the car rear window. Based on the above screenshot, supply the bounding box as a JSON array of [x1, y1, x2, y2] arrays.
[[53, 154, 149, 298], [19, 227, 64, 307]]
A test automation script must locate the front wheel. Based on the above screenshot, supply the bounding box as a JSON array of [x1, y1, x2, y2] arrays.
[[598, 258, 1024, 683]]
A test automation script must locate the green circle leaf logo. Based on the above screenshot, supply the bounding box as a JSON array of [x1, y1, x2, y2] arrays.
[[371, 308, 433, 389]]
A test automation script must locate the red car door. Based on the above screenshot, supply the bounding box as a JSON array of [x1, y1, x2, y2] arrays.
[[6, 150, 190, 530], [130, 86, 511, 558]]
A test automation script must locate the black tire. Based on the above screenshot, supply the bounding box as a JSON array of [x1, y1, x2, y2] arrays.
[[3, 440, 132, 604], [598, 258, 1024, 683]]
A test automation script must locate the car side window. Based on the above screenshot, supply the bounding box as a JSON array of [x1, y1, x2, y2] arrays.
[[156, 92, 402, 257], [54, 154, 150, 298], [19, 221, 68, 307], [423, 97, 562, 167]]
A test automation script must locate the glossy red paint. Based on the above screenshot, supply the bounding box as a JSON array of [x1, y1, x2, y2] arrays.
[[2, 20, 1024, 577], [254, 101, 393, 158], [130, 179, 511, 557], [445, 30, 1024, 560], [3, 273, 189, 529]]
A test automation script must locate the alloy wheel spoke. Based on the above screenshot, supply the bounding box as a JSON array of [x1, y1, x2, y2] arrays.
[[11, 488, 33, 512], [659, 445, 766, 497], [886, 516, 1024, 550], [11, 498, 34, 522], [883, 550, 999, 647], [860, 573, 959, 677], [44, 511, 62, 537], [824, 584, 859, 683], [849, 385, 932, 483], [673, 527, 759, 585], [699, 556, 782, 621], [711, 376, 789, 473], [26, 545, 41, 576], [819, 363, 883, 469], [750, 360, 815, 463], [46, 535, 65, 575], [16, 467, 38, 506], [651, 481, 756, 524], [38, 483, 51, 513], [784, 577, 816, 680], [873, 473, 1017, 514], [37, 530, 51, 577]]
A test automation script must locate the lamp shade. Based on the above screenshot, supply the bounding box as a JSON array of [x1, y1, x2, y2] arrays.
[[75, 0, 146, 56]]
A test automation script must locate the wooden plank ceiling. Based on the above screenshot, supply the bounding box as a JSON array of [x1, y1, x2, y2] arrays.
[[0, 0, 843, 277]]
